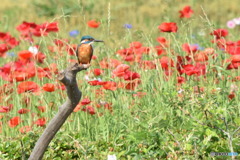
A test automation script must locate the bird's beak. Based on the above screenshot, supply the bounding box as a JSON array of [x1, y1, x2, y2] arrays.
[[93, 39, 104, 42]]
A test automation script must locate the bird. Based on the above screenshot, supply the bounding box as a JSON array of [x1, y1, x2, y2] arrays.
[[76, 35, 103, 67]]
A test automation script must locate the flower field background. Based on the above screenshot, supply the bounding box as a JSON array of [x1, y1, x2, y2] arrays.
[[0, 0, 240, 159]]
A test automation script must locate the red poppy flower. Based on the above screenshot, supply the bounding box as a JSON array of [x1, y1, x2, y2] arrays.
[[35, 117, 46, 127], [125, 80, 141, 90], [139, 60, 156, 69], [42, 83, 55, 92], [81, 98, 91, 105], [19, 126, 32, 134], [103, 103, 113, 112], [8, 116, 21, 128], [97, 81, 108, 85], [7, 37, 20, 48], [66, 44, 77, 56], [158, 22, 178, 33], [231, 55, 240, 62], [99, 59, 109, 69], [227, 62, 240, 70], [124, 71, 140, 81], [179, 6, 194, 18], [181, 64, 197, 76], [0, 44, 9, 53], [87, 20, 100, 28], [210, 29, 228, 39], [233, 76, 240, 81], [123, 54, 142, 63], [129, 41, 142, 49], [99, 58, 121, 69], [11, 71, 28, 82], [0, 32, 19, 49], [156, 37, 168, 46], [88, 80, 100, 86], [177, 76, 186, 84], [123, 54, 135, 62], [0, 106, 10, 113], [226, 55, 240, 69], [17, 81, 40, 94], [11, 66, 35, 82], [112, 64, 130, 77], [18, 108, 30, 114], [38, 106, 46, 112], [86, 106, 96, 115], [228, 92, 235, 100], [18, 50, 33, 60], [159, 56, 174, 70], [92, 55, 97, 60], [16, 21, 37, 32], [34, 52, 46, 63], [38, 22, 59, 32], [93, 68, 103, 76], [155, 45, 167, 56], [103, 81, 117, 91], [225, 41, 240, 55], [182, 43, 198, 54], [37, 67, 52, 79], [32, 29, 48, 37], [0, 32, 10, 41], [117, 48, 133, 56], [54, 39, 66, 47], [181, 63, 206, 76], [194, 52, 208, 62]]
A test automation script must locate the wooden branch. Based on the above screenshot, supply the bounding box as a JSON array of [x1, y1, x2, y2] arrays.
[[28, 63, 88, 160]]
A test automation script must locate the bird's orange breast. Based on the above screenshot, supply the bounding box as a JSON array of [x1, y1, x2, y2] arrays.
[[77, 44, 93, 64]]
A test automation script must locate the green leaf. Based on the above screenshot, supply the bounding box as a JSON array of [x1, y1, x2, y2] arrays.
[[205, 129, 219, 138], [184, 143, 192, 151]]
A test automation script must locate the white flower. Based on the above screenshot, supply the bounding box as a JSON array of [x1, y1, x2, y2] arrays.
[[178, 89, 184, 94], [108, 155, 117, 160], [233, 18, 240, 25], [84, 75, 90, 81], [28, 46, 38, 55]]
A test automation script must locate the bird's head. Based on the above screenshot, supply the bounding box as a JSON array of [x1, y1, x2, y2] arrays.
[[80, 35, 104, 44]]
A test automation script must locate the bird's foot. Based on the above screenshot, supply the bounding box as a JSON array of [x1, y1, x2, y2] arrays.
[[82, 63, 91, 68]]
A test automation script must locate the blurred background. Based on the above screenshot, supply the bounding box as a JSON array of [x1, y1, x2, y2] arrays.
[[1, 0, 239, 39]]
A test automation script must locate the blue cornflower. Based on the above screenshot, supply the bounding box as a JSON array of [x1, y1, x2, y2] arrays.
[[123, 24, 132, 29], [191, 44, 204, 50], [6, 52, 16, 57], [69, 30, 80, 37]]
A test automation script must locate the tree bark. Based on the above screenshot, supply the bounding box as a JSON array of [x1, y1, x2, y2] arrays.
[[28, 63, 88, 160]]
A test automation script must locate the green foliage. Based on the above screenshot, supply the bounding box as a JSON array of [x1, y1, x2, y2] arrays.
[[32, 0, 82, 17]]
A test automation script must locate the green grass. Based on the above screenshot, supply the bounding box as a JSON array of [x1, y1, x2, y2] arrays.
[[0, 0, 240, 159]]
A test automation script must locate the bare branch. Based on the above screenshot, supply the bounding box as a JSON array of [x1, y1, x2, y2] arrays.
[[28, 63, 88, 160]]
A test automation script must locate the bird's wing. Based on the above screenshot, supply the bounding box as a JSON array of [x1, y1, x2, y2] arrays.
[[76, 44, 82, 63]]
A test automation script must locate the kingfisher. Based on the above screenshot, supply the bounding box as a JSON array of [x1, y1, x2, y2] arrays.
[[76, 35, 104, 67]]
